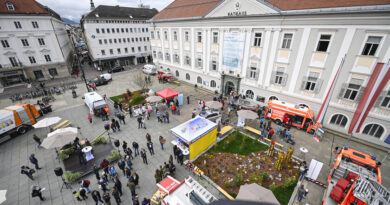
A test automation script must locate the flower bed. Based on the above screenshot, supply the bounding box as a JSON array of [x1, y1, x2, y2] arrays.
[[193, 131, 299, 205], [110, 89, 148, 109]]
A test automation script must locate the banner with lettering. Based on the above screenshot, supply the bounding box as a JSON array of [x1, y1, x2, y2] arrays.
[[222, 32, 245, 72]]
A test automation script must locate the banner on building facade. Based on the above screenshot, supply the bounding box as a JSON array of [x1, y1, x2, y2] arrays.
[[222, 32, 245, 72]]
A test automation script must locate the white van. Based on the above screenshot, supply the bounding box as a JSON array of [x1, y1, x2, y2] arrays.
[[142, 64, 157, 75], [84, 92, 108, 115]]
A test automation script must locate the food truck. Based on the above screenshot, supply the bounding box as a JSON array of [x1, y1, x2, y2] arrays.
[[151, 176, 217, 204], [170, 116, 217, 161]]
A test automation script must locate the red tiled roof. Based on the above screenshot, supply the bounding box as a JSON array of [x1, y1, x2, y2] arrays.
[[153, 0, 221, 20], [0, 0, 48, 14], [266, 0, 390, 10], [153, 0, 390, 21]]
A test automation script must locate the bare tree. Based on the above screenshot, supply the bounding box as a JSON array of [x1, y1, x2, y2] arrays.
[[133, 73, 153, 90]]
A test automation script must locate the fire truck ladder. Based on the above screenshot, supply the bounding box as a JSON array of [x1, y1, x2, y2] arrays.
[[353, 178, 390, 205]]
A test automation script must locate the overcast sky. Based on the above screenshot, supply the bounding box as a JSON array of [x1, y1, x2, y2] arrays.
[[36, 0, 173, 22]]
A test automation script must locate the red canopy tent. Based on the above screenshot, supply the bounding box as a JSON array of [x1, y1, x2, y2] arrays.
[[156, 88, 179, 99]]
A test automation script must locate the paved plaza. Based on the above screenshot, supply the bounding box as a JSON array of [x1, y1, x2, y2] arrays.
[[0, 69, 389, 205]]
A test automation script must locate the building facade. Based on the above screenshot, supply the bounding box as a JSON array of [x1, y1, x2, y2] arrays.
[[81, 5, 157, 69], [0, 0, 72, 87], [151, 0, 390, 145]]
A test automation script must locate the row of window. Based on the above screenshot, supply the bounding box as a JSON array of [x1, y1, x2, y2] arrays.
[[98, 37, 149, 45], [96, 27, 148, 34], [10, 21, 39, 29], [153, 30, 382, 56], [1, 38, 45, 48], [86, 19, 146, 24], [329, 114, 385, 138], [33, 68, 58, 79], [153, 51, 219, 71], [6, 55, 52, 67], [101, 46, 148, 56]]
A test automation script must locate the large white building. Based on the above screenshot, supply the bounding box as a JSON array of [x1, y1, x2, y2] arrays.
[[81, 5, 158, 69], [150, 0, 390, 145], [0, 0, 72, 87]]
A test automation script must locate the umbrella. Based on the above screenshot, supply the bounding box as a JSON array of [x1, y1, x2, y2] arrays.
[[146, 95, 163, 103], [236, 183, 280, 204], [0, 190, 6, 204], [205, 101, 222, 109], [33, 117, 61, 128], [41, 127, 78, 149], [237, 110, 258, 119]]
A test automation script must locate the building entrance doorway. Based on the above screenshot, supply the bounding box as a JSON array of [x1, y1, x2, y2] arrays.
[[225, 81, 235, 95]]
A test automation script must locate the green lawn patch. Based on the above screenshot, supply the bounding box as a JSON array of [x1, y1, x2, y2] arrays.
[[130, 94, 146, 105], [272, 185, 295, 205], [110, 94, 123, 103], [210, 130, 268, 155]]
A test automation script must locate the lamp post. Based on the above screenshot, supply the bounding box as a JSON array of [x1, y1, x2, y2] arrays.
[[79, 60, 90, 92]]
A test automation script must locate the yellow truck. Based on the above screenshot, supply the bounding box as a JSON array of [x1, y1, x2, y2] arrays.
[[0, 103, 40, 143]]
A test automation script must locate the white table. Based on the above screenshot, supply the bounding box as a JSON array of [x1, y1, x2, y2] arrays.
[[82, 146, 94, 161], [171, 140, 189, 155]]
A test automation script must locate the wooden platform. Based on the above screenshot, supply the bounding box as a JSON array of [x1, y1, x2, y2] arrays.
[[63, 143, 115, 177]]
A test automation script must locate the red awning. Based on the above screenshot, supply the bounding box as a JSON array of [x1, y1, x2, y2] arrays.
[[156, 176, 182, 194], [156, 88, 179, 99]]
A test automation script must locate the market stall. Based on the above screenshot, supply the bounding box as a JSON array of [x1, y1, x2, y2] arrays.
[[171, 116, 217, 160], [156, 88, 179, 100]]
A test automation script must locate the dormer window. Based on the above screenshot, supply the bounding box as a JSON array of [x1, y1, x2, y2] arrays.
[[6, 2, 15, 11]]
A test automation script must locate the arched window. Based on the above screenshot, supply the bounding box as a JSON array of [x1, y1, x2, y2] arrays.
[[186, 73, 190, 80], [362, 124, 384, 138], [269, 96, 278, 101], [197, 76, 202, 84], [246, 90, 254, 99], [210, 80, 216, 88], [6, 2, 15, 11], [175, 70, 179, 77], [330, 114, 348, 127], [167, 68, 171, 71]]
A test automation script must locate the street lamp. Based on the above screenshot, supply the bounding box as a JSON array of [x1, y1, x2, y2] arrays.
[[79, 60, 90, 92]]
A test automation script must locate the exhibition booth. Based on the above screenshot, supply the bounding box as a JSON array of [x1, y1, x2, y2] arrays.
[[170, 116, 217, 160]]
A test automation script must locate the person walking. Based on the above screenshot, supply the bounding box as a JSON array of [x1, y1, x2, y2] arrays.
[[154, 169, 161, 183], [93, 164, 100, 180], [98, 178, 108, 192], [29, 154, 41, 170], [187, 96, 190, 104], [33, 134, 42, 148], [142, 116, 146, 129], [117, 159, 126, 175], [112, 187, 121, 205], [79, 188, 88, 200], [73, 190, 82, 201], [173, 145, 178, 159], [80, 179, 92, 193], [132, 195, 140, 205], [137, 116, 142, 129], [125, 167, 131, 179], [165, 111, 170, 123], [127, 180, 136, 197], [130, 172, 139, 186], [92, 190, 104, 205], [113, 177, 123, 196], [192, 109, 196, 118], [120, 114, 126, 124], [145, 133, 151, 143], [103, 191, 111, 205], [115, 119, 120, 132], [140, 148, 148, 164], [125, 155, 133, 170], [122, 141, 127, 152], [129, 106, 133, 118], [298, 161, 308, 181], [159, 136, 165, 150], [156, 111, 161, 123], [125, 147, 133, 159], [147, 142, 154, 155], [178, 151, 184, 165], [268, 128, 274, 139], [21, 166, 34, 180], [132, 141, 139, 156], [88, 114, 93, 123], [31, 185, 45, 201], [297, 184, 305, 202]]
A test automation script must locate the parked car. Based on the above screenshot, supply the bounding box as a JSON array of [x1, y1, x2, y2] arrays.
[[99, 73, 112, 81], [199, 109, 220, 119], [91, 77, 108, 86], [142, 64, 157, 75], [108, 66, 124, 73]]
